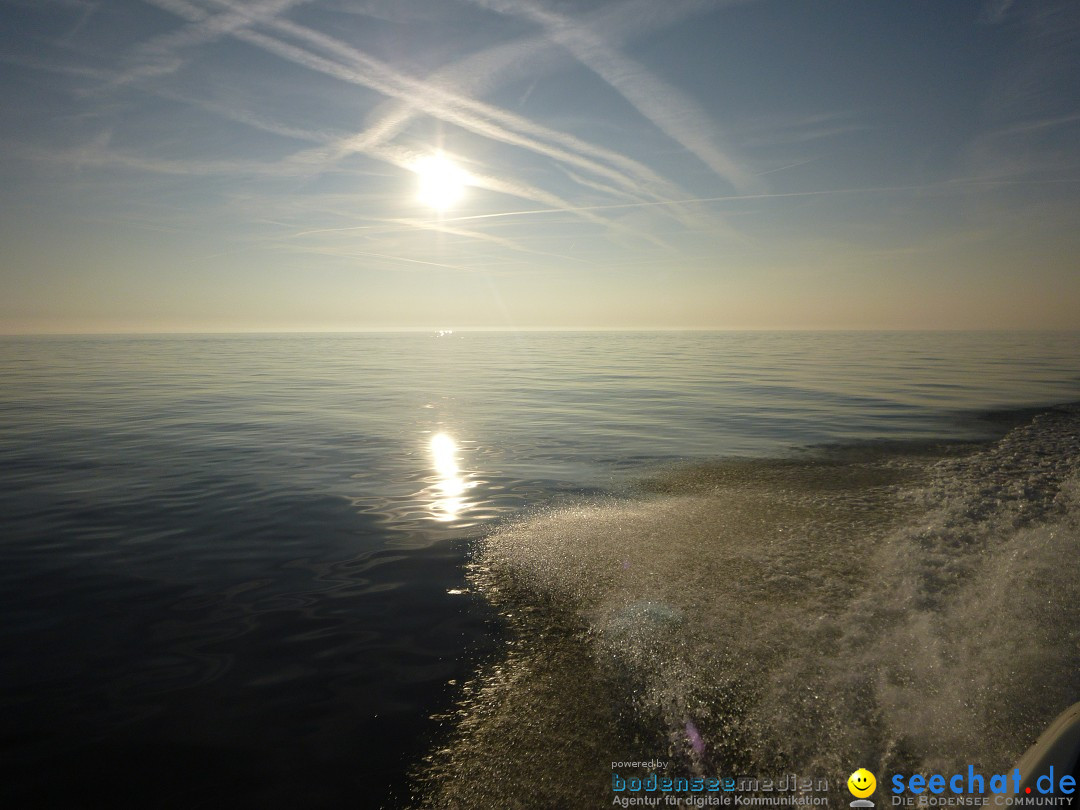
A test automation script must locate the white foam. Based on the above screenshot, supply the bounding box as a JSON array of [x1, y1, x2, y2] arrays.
[[412, 407, 1080, 806]]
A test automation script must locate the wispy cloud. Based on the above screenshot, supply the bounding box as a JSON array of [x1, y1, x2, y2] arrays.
[[288, 216, 594, 266], [122, 0, 689, 242], [57, 0, 99, 44], [331, 0, 715, 195], [160, 87, 343, 145], [116, 0, 315, 86], [964, 0, 1080, 186], [993, 112, 1080, 137], [294, 0, 745, 239], [16, 0, 776, 258], [78, 0, 759, 256], [238, 7, 675, 200], [733, 111, 871, 148], [426, 176, 1074, 225], [0, 52, 113, 81], [467, 0, 762, 193], [978, 0, 1014, 25], [8, 131, 346, 177], [288, 245, 485, 274]]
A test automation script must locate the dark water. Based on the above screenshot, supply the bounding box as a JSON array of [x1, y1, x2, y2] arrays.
[[1, 331, 1079, 808]]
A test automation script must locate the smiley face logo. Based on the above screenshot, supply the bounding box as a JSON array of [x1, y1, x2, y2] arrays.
[[847, 768, 876, 798]]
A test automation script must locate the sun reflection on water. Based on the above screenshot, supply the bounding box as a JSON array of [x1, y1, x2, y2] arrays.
[[429, 432, 471, 521]]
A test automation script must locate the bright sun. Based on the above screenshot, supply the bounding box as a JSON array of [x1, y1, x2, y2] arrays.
[[414, 153, 468, 210]]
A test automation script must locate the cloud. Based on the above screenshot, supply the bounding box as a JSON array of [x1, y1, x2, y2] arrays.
[[275, 0, 738, 233], [127, 0, 685, 240], [236, 6, 671, 198], [57, 0, 100, 44], [116, 0, 316, 86], [8, 131, 343, 177], [349, 0, 718, 178], [317, 0, 469, 24], [467, 0, 762, 193], [28, 0, 752, 254], [732, 111, 871, 148], [0, 52, 113, 82], [964, 0, 1080, 184], [978, 0, 1014, 25], [288, 216, 593, 266], [160, 87, 342, 144]]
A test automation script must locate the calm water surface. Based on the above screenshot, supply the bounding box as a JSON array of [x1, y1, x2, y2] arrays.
[[1, 331, 1078, 807]]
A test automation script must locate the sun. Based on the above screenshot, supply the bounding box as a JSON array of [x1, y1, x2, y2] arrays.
[[413, 153, 468, 211]]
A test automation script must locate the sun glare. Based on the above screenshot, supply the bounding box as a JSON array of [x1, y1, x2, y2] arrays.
[[414, 153, 468, 210], [429, 432, 468, 521]]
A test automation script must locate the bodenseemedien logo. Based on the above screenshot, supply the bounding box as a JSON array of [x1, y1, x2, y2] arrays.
[[848, 768, 877, 808]]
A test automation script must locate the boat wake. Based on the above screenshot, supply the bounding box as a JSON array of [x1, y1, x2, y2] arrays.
[[408, 405, 1080, 807]]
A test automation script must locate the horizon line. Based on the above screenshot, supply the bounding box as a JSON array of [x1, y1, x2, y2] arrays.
[[3, 326, 1080, 337]]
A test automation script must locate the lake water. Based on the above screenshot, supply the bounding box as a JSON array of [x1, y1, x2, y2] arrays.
[[1, 331, 1079, 807]]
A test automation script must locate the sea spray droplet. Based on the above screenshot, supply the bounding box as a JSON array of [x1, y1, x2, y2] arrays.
[[607, 601, 684, 640]]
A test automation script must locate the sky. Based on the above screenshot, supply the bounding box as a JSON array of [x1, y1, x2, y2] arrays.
[[1, 0, 1079, 332]]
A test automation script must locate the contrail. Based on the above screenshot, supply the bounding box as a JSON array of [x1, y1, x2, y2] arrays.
[[468, 0, 761, 193], [58, 0, 99, 45], [254, 27, 664, 200], [326, 0, 717, 206], [122, 0, 710, 246], [195, 0, 691, 207], [424, 181, 1016, 224], [128, 88, 658, 250], [10, 136, 325, 177], [0, 52, 113, 81], [140, 0, 674, 244], [128, 0, 702, 240], [158, 89, 340, 145], [290, 245, 484, 274], [119, 0, 316, 86], [288, 216, 593, 266]]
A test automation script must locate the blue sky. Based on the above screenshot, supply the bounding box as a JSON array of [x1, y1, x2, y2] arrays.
[[1, 0, 1078, 331]]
